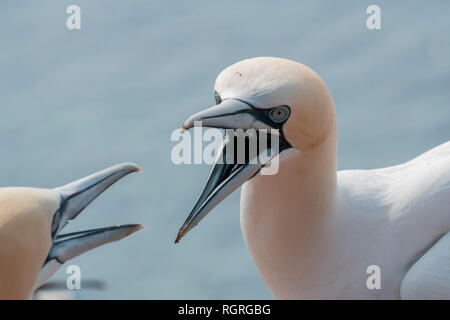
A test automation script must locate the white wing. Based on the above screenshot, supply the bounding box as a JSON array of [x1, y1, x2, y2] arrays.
[[401, 232, 450, 299]]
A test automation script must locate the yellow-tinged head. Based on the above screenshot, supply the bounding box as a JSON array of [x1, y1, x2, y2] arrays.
[[177, 57, 337, 242], [0, 188, 58, 299], [214, 57, 335, 150], [0, 163, 143, 299]]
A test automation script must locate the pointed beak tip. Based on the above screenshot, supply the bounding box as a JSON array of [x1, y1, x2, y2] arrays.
[[53, 162, 144, 232], [130, 224, 145, 234], [123, 163, 143, 173], [174, 229, 185, 244], [181, 123, 192, 133]]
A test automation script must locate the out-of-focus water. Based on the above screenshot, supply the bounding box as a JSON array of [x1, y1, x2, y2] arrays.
[[0, 1, 449, 299]]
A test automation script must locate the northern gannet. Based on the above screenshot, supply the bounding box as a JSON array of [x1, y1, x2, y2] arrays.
[[175, 57, 450, 299], [0, 163, 143, 299]]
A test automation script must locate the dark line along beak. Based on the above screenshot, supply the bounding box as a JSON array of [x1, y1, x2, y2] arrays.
[[182, 99, 275, 132], [48, 224, 144, 264], [52, 163, 142, 237], [34, 163, 144, 292], [34, 224, 143, 291], [175, 99, 288, 243]]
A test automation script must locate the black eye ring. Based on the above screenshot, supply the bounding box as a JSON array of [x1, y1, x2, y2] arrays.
[[268, 105, 290, 123]]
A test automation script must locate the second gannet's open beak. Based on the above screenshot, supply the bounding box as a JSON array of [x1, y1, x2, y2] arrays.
[[34, 163, 143, 291], [52, 163, 142, 237], [175, 99, 291, 243], [33, 224, 143, 291]]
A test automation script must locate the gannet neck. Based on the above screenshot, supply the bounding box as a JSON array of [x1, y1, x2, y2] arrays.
[[0, 188, 59, 299], [288, 116, 338, 197], [240, 116, 337, 298]]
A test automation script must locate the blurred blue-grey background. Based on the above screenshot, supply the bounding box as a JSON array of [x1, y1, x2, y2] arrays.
[[0, 1, 449, 299]]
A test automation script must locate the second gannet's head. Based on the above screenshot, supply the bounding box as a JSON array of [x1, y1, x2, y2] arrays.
[[176, 57, 335, 242], [0, 163, 143, 299]]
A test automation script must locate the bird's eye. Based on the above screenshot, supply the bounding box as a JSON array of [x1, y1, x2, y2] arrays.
[[268, 105, 290, 123], [214, 91, 222, 105]]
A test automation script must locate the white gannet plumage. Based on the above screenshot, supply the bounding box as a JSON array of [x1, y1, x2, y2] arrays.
[[176, 57, 450, 299]]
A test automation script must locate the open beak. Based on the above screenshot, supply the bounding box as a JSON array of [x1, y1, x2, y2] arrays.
[[175, 99, 289, 243], [34, 163, 143, 291], [49, 224, 144, 263], [52, 163, 142, 237], [34, 225, 143, 291]]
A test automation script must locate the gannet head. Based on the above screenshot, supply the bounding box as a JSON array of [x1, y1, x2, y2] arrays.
[[175, 57, 335, 242], [0, 163, 143, 299]]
